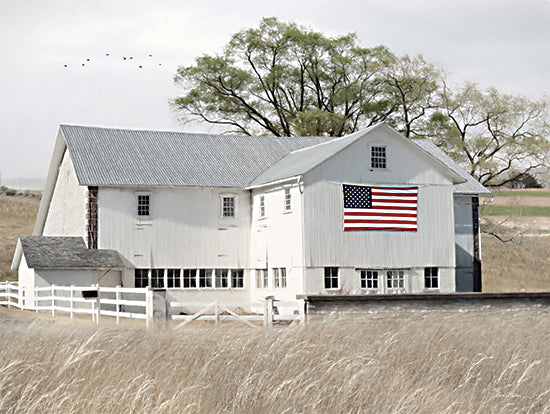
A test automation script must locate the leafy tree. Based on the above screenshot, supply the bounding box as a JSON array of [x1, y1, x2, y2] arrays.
[[429, 83, 550, 186], [173, 18, 416, 137]]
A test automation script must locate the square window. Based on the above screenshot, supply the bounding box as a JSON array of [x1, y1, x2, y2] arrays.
[[387, 270, 405, 289], [424, 267, 439, 289], [371, 146, 386, 169], [215, 269, 229, 288], [134, 269, 149, 288], [151, 269, 164, 288], [324, 267, 339, 289], [284, 189, 291, 212], [183, 269, 197, 288], [137, 194, 150, 216], [280, 268, 287, 288], [256, 269, 268, 288], [167, 269, 181, 288], [199, 269, 212, 288], [231, 269, 244, 288], [222, 196, 235, 217], [262, 269, 269, 288], [360, 270, 378, 289]]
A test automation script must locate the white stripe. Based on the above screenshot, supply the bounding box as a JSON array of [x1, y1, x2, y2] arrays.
[[371, 189, 418, 194], [371, 202, 417, 208], [344, 208, 417, 214], [345, 216, 417, 222], [344, 222, 417, 229], [372, 196, 418, 201]]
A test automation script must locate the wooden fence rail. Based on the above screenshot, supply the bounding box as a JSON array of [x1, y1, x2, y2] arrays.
[[0, 282, 304, 328]]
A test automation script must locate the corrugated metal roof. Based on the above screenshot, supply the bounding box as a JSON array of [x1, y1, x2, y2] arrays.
[[413, 139, 491, 194], [20, 236, 127, 269], [249, 125, 379, 187], [61, 125, 331, 188]]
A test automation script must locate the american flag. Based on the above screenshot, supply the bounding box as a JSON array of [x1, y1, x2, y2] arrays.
[[343, 184, 418, 231]]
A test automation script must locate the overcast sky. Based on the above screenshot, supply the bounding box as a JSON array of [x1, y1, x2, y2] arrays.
[[1, 0, 549, 186]]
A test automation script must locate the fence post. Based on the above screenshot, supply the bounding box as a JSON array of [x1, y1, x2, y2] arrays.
[[214, 301, 220, 325], [115, 285, 121, 324], [264, 296, 274, 327], [7, 284, 11, 309], [298, 299, 307, 324], [70, 285, 74, 319], [92, 300, 95, 322], [95, 284, 101, 325], [146, 288, 167, 330], [51, 285, 55, 316], [35, 287, 38, 313]]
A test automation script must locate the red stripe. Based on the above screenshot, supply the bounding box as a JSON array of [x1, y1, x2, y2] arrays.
[[344, 212, 417, 217], [371, 191, 418, 197], [369, 205, 417, 211], [344, 219, 417, 225], [372, 198, 417, 204], [344, 227, 417, 232], [371, 186, 418, 191]]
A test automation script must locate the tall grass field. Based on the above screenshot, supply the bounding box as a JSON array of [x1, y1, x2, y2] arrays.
[[1, 305, 550, 413]]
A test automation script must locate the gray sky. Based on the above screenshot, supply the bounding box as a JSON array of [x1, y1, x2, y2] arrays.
[[1, 0, 549, 185]]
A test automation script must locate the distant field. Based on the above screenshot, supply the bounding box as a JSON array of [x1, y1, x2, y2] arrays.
[[1, 305, 550, 413], [481, 205, 550, 216], [490, 190, 550, 198]]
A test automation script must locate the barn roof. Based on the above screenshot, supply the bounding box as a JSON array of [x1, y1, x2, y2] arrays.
[[13, 237, 127, 270], [60, 125, 332, 188]]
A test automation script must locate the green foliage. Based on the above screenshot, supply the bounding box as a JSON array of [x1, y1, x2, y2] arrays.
[[173, 17, 437, 137], [481, 205, 550, 217], [491, 190, 550, 198]]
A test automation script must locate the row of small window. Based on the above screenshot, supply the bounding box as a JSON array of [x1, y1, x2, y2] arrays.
[[135, 268, 244, 289], [137, 190, 293, 218], [324, 267, 439, 289], [255, 268, 287, 288]]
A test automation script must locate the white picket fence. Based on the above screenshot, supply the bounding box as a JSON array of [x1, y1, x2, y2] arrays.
[[0, 281, 303, 328]]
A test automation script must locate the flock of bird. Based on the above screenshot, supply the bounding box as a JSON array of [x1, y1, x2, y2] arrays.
[[63, 53, 163, 69]]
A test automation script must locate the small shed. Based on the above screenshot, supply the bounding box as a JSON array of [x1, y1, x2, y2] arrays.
[[11, 236, 128, 307]]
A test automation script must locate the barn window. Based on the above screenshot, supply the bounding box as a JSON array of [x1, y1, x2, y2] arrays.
[[151, 269, 165, 288], [182, 269, 197, 288], [215, 269, 229, 288], [134, 269, 149, 288], [259, 195, 266, 217], [199, 269, 213, 288], [371, 146, 386, 169], [424, 267, 439, 289], [256, 269, 268, 288], [167, 269, 181, 288], [387, 270, 405, 289], [221, 195, 235, 217], [231, 269, 244, 288], [273, 268, 280, 288], [137, 194, 150, 216], [284, 188, 292, 212], [360, 270, 379, 289], [273, 268, 287, 288], [324, 267, 339, 289]]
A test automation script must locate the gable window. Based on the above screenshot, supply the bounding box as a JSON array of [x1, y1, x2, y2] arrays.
[[360, 270, 379, 289], [137, 194, 150, 216], [221, 195, 235, 218], [259, 195, 266, 218], [135, 269, 149, 288], [324, 267, 339, 289], [371, 146, 386, 169], [167, 269, 181, 288], [284, 188, 292, 212], [424, 267, 439, 289]]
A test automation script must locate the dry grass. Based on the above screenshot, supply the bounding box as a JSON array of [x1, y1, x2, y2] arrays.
[[0, 195, 40, 281], [1, 305, 550, 413]]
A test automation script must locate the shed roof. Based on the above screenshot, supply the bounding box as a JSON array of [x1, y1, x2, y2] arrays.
[[16, 237, 127, 269]]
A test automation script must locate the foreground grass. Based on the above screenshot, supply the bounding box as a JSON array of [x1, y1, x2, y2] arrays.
[[1, 305, 549, 413], [0, 196, 40, 280]]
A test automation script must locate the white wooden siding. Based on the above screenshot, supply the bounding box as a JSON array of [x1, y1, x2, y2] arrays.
[[18, 254, 36, 306], [302, 127, 456, 278], [97, 187, 251, 269], [43, 150, 87, 238]]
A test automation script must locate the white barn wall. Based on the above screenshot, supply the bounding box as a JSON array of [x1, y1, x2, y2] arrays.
[[43, 150, 87, 238], [302, 128, 456, 293], [34, 269, 97, 288], [249, 184, 306, 302]]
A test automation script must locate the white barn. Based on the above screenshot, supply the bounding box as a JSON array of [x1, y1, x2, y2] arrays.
[[12, 122, 489, 307]]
